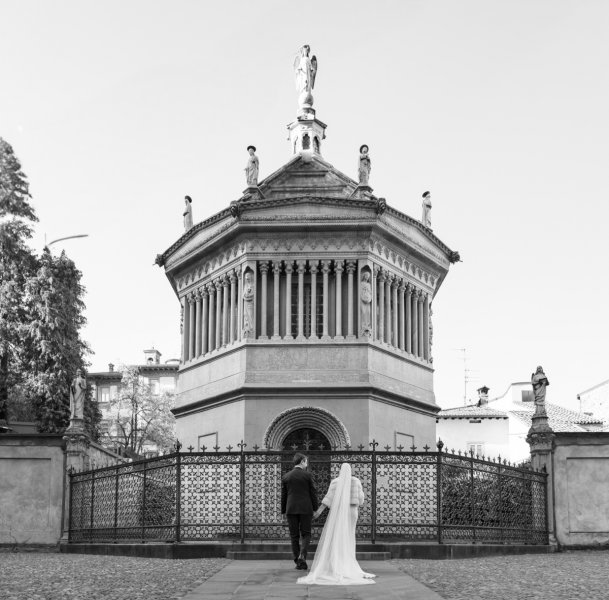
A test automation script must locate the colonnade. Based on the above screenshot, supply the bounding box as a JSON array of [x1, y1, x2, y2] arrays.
[[181, 259, 431, 363]]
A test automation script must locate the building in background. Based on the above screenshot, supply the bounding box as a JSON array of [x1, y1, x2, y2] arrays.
[[578, 379, 609, 425], [88, 348, 179, 455], [437, 383, 604, 462]]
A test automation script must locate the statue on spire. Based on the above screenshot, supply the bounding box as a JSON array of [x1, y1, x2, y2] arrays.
[[293, 45, 317, 116]]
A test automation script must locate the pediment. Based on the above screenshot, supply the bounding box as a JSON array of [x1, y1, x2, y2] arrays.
[[257, 154, 358, 199]]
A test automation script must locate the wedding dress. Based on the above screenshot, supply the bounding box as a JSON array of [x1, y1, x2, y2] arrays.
[[297, 463, 376, 586]]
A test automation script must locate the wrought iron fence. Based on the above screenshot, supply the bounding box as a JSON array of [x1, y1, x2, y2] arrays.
[[68, 442, 548, 545]]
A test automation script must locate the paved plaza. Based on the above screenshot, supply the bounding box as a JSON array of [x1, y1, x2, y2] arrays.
[[1, 550, 608, 599]]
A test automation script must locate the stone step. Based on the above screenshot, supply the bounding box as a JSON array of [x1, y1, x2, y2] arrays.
[[226, 550, 391, 560]]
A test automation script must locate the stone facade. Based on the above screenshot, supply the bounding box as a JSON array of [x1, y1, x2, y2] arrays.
[[157, 88, 458, 454]]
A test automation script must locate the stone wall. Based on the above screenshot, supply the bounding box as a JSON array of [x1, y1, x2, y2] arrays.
[[0, 435, 65, 545], [551, 432, 609, 548]]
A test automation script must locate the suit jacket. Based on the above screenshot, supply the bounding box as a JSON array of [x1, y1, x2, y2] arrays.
[[281, 467, 319, 515], [321, 476, 365, 507]]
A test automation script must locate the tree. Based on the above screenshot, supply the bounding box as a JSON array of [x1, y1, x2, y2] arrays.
[[21, 248, 101, 438], [0, 137, 38, 424], [104, 365, 176, 457]]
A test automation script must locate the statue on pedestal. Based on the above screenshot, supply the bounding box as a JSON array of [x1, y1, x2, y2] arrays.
[[245, 146, 259, 186], [69, 369, 86, 422], [422, 191, 432, 228], [183, 196, 193, 231], [242, 271, 255, 338], [360, 271, 372, 337], [294, 45, 317, 115], [358, 145, 371, 186], [531, 366, 549, 407]]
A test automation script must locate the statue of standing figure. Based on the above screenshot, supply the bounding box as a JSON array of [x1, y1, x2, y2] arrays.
[[422, 191, 432, 228], [245, 146, 259, 186], [69, 369, 86, 421], [293, 44, 317, 114], [183, 196, 193, 231], [531, 366, 549, 407], [242, 271, 255, 338], [360, 271, 372, 337], [358, 145, 371, 186]]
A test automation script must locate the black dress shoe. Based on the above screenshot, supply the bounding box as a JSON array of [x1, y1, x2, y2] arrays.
[[297, 558, 308, 570]]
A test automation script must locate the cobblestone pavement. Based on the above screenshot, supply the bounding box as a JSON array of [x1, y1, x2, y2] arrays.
[[0, 553, 229, 600], [392, 550, 609, 600]]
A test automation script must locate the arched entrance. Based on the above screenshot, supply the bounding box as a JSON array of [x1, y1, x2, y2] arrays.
[[282, 428, 331, 451], [263, 406, 350, 450]]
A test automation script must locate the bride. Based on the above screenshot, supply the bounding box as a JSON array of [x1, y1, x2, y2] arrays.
[[297, 463, 376, 586]]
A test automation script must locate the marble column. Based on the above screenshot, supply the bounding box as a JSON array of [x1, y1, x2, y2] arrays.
[[334, 260, 344, 339], [372, 265, 380, 340], [405, 284, 412, 354], [229, 271, 237, 344], [201, 287, 209, 355], [222, 276, 229, 347], [259, 262, 269, 339], [378, 269, 385, 343], [207, 283, 215, 352], [309, 260, 319, 339], [215, 279, 222, 350], [418, 292, 425, 359], [423, 293, 430, 361], [392, 276, 398, 348], [412, 288, 419, 357], [284, 260, 294, 340], [346, 260, 356, 338], [384, 274, 392, 344], [272, 261, 281, 340], [188, 292, 195, 360], [321, 260, 331, 340], [296, 260, 306, 341], [195, 289, 202, 357], [398, 281, 405, 351], [181, 296, 188, 363]]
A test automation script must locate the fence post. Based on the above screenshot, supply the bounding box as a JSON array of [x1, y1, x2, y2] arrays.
[[176, 452, 182, 543], [239, 440, 247, 544], [370, 440, 378, 544], [470, 453, 476, 543], [436, 440, 443, 544], [142, 460, 147, 544], [67, 469, 74, 542], [497, 464, 503, 544], [89, 469, 95, 543], [114, 465, 119, 543]]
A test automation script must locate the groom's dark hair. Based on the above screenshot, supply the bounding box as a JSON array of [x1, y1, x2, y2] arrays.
[[293, 452, 307, 467]]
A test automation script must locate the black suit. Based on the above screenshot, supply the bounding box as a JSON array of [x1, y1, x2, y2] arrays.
[[281, 466, 319, 561]]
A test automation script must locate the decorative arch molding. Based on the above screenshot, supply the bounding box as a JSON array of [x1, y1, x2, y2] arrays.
[[263, 406, 351, 450]]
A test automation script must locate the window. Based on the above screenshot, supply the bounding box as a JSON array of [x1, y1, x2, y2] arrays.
[[148, 379, 160, 395], [467, 443, 484, 456], [521, 390, 534, 402], [291, 280, 323, 337], [100, 387, 110, 403]]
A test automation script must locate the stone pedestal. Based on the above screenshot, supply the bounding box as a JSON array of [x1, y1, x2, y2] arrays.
[[242, 186, 264, 201], [526, 405, 557, 545]]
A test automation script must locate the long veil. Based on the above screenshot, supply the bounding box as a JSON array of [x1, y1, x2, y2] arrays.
[[298, 463, 375, 586]]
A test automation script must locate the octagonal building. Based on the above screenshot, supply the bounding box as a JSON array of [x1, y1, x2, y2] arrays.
[[156, 58, 459, 453]]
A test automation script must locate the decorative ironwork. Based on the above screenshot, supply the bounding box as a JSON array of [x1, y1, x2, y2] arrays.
[[68, 447, 548, 545]]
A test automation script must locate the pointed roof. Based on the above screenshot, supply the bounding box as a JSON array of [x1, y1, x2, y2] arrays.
[[243, 153, 363, 201]]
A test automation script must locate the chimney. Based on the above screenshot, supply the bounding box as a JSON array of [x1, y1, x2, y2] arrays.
[[108, 363, 114, 372], [143, 348, 162, 365], [477, 386, 490, 406]]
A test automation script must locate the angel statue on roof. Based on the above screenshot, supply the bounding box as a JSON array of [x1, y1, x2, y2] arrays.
[[294, 45, 317, 115]]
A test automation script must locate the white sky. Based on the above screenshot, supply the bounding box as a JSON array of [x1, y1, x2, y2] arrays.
[[1, 1, 608, 411]]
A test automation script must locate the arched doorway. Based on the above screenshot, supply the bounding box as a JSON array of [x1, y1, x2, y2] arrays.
[[282, 428, 331, 451]]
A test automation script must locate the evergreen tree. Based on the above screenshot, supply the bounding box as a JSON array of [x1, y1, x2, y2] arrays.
[[22, 249, 101, 438], [0, 138, 38, 424]]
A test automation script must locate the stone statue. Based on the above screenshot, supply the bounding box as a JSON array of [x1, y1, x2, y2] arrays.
[[358, 145, 371, 186], [69, 369, 86, 421], [293, 44, 317, 114], [531, 366, 549, 406], [422, 191, 432, 228], [244, 146, 259, 186], [183, 196, 193, 231], [360, 271, 372, 337], [242, 271, 255, 338]]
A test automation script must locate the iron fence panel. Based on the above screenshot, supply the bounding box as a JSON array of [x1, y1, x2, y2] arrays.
[[68, 448, 548, 545]]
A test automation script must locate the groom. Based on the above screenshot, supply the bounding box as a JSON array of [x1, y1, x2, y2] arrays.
[[281, 453, 319, 570]]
